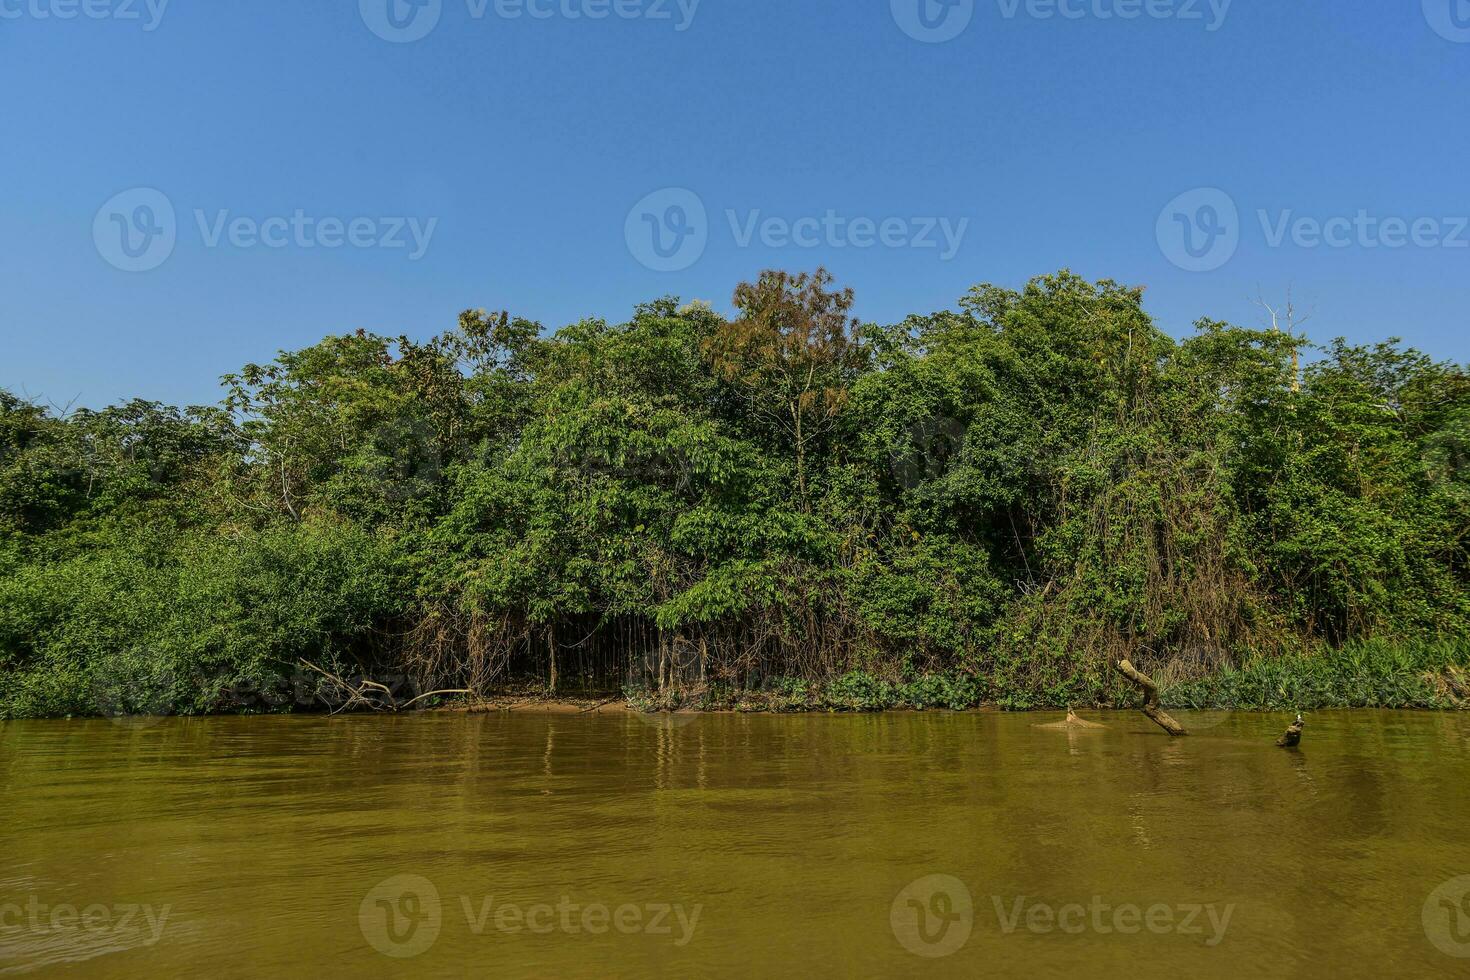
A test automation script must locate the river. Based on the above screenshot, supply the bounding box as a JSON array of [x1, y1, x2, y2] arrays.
[[2, 710, 1468, 977]]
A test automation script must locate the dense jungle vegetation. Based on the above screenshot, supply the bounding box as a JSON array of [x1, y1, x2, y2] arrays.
[[3, 270, 1469, 719]]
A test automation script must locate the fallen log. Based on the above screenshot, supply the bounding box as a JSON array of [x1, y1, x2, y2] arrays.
[[1114, 659, 1189, 736]]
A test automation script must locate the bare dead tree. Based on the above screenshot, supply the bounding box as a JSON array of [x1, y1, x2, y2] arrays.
[[1253, 286, 1315, 392]]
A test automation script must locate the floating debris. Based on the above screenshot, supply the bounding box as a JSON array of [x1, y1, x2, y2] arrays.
[[1036, 708, 1108, 730], [1276, 713, 1305, 748]]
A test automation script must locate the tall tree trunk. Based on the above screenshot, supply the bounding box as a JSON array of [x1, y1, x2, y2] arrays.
[[658, 631, 669, 693]]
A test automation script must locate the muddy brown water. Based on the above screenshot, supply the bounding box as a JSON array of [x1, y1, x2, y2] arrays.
[[2, 710, 1469, 977]]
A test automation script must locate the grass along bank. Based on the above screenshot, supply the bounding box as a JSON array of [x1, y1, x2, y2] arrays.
[[622, 641, 1470, 715]]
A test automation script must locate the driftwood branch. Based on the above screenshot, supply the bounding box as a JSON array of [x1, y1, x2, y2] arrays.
[[399, 688, 473, 710], [1035, 708, 1107, 730], [299, 659, 385, 714], [579, 696, 623, 714], [298, 659, 468, 713], [1115, 660, 1188, 736]]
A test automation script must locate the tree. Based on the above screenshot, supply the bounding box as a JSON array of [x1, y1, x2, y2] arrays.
[[705, 269, 865, 505]]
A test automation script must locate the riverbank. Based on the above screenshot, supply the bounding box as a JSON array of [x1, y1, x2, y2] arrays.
[[428, 640, 1470, 718], [4, 639, 1466, 721], [617, 641, 1469, 715], [6, 275, 1470, 730]]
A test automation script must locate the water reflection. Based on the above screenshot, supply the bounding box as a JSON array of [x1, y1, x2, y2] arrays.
[[1, 710, 1467, 977]]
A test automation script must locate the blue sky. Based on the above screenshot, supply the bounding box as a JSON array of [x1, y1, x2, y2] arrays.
[[2, 1, 1467, 408]]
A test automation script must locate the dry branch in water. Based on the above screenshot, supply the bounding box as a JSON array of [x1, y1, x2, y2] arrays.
[[1035, 708, 1108, 730], [1114, 659, 1189, 736], [298, 659, 469, 714]]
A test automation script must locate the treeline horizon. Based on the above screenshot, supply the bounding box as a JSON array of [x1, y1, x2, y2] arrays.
[[3, 269, 1468, 718]]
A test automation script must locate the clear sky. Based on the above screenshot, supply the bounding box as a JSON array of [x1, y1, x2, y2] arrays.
[[2, 1, 1467, 409]]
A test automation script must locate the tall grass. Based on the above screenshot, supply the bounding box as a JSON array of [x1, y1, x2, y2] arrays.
[[619, 641, 1470, 714], [1160, 640, 1470, 711]]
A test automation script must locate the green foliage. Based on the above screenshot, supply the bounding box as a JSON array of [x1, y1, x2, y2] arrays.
[[0, 520, 405, 719], [823, 671, 898, 711], [3, 271, 1467, 718], [1162, 640, 1470, 710]]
